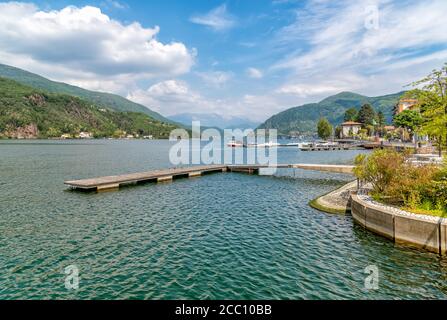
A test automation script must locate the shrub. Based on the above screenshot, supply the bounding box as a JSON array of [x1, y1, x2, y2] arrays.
[[354, 149, 442, 210], [354, 149, 405, 194], [387, 163, 438, 207]]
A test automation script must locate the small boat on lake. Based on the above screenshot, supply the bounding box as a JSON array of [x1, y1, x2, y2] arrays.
[[227, 140, 244, 147]]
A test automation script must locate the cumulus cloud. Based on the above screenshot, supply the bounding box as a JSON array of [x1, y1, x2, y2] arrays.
[[246, 68, 263, 79], [190, 4, 236, 31], [127, 80, 206, 115], [268, 0, 447, 107], [127, 79, 269, 120], [0, 2, 195, 93]]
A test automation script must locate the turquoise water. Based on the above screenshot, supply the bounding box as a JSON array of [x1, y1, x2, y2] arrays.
[[1, 140, 447, 300]]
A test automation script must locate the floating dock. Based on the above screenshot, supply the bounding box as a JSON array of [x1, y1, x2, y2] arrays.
[[65, 164, 355, 192], [300, 145, 355, 151], [299, 143, 365, 151]]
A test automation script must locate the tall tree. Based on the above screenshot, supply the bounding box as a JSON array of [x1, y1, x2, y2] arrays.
[[344, 108, 358, 122], [358, 104, 377, 126], [376, 111, 386, 137], [394, 110, 423, 138], [317, 118, 333, 140], [377, 111, 386, 127], [407, 63, 447, 153]]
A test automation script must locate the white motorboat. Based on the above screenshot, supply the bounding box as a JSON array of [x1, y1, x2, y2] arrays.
[[227, 140, 244, 147]]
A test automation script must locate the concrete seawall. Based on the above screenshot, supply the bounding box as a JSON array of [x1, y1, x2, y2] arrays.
[[351, 194, 447, 254], [309, 181, 357, 214]]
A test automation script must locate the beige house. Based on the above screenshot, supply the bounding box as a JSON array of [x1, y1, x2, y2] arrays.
[[396, 98, 418, 114], [78, 132, 93, 139], [341, 121, 362, 138]]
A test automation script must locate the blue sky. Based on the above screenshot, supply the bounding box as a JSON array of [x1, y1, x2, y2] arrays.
[[0, 0, 446, 122]]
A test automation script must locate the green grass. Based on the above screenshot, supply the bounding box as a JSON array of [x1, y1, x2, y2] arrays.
[[403, 207, 447, 217], [373, 196, 447, 218]]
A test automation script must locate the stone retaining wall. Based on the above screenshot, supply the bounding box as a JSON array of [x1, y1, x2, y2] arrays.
[[350, 194, 447, 254]]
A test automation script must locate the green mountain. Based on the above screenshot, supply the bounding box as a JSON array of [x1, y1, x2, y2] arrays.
[[0, 63, 173, 124], [258, 91, 405, 134], [0, 77, 178, 139]]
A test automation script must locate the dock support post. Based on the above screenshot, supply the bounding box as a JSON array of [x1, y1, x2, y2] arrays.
[[189, 172, 202, 178], [97, 183, 120, 191], [157, 176, 173, 183]]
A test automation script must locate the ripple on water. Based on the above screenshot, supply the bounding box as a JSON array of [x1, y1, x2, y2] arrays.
[[2, 141, 447, 299]]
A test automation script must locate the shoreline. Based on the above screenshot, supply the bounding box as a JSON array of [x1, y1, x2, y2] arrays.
[[309, 180, 357, 214], [351, 194, 447, 254], [311, 180, 447, 254]]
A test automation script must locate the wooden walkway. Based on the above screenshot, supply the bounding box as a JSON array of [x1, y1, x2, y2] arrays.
[[65, 164, 354, 191]]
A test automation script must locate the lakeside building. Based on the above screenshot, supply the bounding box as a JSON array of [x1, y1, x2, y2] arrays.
[[78, 132, 93, 139], [340, 121, 362, 138], [384, 125, 396, 132], [396, 98, 419, 114]]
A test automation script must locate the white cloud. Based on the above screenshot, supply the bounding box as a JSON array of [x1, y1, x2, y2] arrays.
[[0, 3, 195, 93], [127, 80, 207, 115], [266, 0, 447, 110], [103, 0, 129, 10], [246, 67, 263, 79], [127, 80, 269, 121], [190, 4, 236, 31], [274, 0, 447, 75], [277, 84, 346, 97], [196, 71, 233, 87]]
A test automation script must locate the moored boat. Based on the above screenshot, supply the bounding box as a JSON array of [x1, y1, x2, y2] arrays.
[[227, 140, 244, 147]]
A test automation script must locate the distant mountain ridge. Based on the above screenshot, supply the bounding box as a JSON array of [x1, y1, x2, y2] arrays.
[[0, 77, 178, 139], [168, 113, 259, 130], [258, 91, 405, 134], [0, 63, 175, 124]]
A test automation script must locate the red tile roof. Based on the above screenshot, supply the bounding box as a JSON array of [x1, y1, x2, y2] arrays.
[[341, 121, 362, 126]]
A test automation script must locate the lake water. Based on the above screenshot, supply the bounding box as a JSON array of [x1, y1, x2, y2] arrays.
[[1, 139, 447, 300]]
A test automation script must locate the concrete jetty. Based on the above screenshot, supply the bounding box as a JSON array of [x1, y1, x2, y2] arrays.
[[65, 163, 354, 191]]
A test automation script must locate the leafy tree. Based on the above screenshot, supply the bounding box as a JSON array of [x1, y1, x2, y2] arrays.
[[377, 111, 386, 127], [344, 108, 358, 122], [47, 127, 62, 138], [407, 63, 447, 153], [394, 110, 423, 135], [376, 111, 386, 137], [335, 126, 342, 139], [358, 128, 368, 140], [365, 124, 375, 137], [317, 118, 333, 140], [358, 104, 377, 126]]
